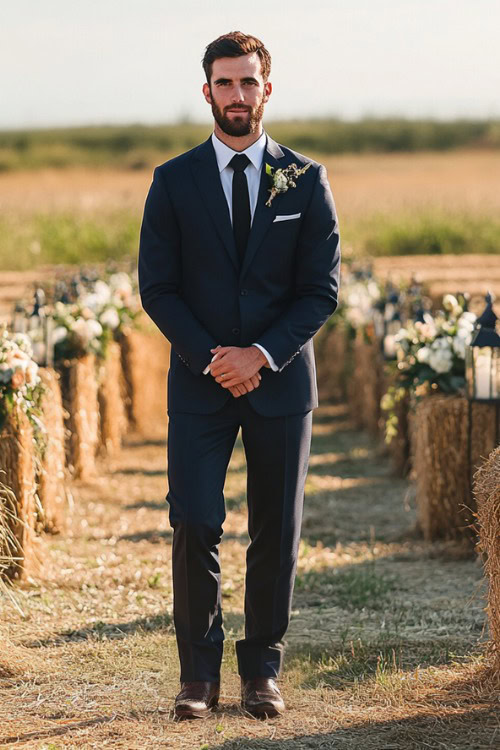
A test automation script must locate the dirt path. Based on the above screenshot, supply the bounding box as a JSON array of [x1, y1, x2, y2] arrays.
[[0, 403, 497, 749]]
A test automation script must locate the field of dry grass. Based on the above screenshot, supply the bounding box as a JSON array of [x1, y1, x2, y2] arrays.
[[0, 149, 498, 217], [0, 403, 497, 749], [1, 149, 499, 271]]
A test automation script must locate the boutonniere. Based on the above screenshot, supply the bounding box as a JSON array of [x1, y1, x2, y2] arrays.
[[265, 162, 312, 207]]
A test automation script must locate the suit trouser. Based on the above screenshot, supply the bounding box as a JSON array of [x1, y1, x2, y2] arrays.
[[166, 393, 313, 682]]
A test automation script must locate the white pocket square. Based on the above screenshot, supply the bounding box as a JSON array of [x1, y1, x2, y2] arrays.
[[273, 213, 301, 223]]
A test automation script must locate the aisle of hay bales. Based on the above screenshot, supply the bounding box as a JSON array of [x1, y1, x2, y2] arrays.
[[0, 403, 498, 749]]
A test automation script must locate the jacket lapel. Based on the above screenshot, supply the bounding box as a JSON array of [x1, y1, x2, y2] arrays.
[[239, 135, 285, 280], [190, 136, 240, 273], [190, 134, 286, 278]]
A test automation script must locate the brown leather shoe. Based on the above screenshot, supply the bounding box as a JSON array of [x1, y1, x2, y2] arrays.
[[174, 680, 220, 720], [241, 677, 285, 718]]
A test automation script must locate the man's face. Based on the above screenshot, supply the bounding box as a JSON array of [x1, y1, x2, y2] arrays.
[[203, 52, 272, 137]]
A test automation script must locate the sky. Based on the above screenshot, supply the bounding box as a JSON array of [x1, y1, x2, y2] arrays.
[[1, 0, 499, 129]]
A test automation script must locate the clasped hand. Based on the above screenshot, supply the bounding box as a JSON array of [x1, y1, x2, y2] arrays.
[[208, 345, 269, 398]]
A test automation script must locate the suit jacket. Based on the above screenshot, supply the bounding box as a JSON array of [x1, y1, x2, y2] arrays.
[[138, 133, 341, 417]]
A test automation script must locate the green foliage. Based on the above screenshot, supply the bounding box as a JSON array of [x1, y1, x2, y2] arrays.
[[147, 572, 162, 588], [0, 118, 499, 171], [344, 210, 500, 257], [0, 211, 140, 270], [381, 383, 408, 444]]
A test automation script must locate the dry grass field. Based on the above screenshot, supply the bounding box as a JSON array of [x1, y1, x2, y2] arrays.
[[0, 149, 498, 217], [1, 149, 499, 280], [1, 403, 497, 749]]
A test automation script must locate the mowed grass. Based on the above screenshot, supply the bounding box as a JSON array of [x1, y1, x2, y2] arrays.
[[0, 149, 499, 269], [0, 403, 496, 749]]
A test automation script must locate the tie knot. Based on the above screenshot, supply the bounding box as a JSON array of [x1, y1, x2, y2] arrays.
[[230, 153, 250, 173]]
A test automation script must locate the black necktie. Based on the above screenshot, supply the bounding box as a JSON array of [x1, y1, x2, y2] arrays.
[[230, 153, 251, 266]]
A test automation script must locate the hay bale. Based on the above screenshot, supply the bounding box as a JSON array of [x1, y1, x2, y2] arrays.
[[412, 396, 498, 542], [0, 406, 40, 580], [391, 391, 411, 475], [470, 402, 499, 481], [380, 368, 413, 477], [347, 333, 366, 429], [37, 367, 67, 534], [474, 446, 500, 668], [389, 391, 411, 477], [474, 445, 500, 516], [120, 326, 170, 438], [316, 325, 349, 402], [97, 340, 127, 458], [413, 395, 473, 541], [58, 354, 99, 480], [349, 332, 384, 435]]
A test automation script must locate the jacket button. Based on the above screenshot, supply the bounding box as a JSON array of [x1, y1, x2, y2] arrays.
[[232, 327, 240, 335], [240, 289, 248, 296]]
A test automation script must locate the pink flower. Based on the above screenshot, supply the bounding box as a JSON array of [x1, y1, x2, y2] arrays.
[[11, 369, 26, 388]]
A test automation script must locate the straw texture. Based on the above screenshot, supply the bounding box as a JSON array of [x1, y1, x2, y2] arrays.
[[37, 367, 67, 533]]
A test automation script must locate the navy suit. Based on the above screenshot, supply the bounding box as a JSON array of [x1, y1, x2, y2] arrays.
[[138, 133, 340, 681]]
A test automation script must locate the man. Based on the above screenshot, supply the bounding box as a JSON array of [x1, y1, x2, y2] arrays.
[[138, 31, 340, 720]]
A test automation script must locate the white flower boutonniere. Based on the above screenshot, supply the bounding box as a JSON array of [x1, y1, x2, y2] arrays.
[[265, 162, 312, 208]]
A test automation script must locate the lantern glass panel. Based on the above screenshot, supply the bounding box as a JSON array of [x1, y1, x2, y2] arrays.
[[372, 309, 385, 339], [383, 318, 402, 360], [467, 345, 499, 401]]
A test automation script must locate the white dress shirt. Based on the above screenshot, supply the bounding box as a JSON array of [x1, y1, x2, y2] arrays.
[[202, 131, 278, 375]]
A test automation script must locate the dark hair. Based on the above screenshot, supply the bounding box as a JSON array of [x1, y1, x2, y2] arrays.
[[202, 31, 271, 84]]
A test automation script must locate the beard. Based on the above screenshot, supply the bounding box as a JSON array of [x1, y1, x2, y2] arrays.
[[210, 95, 265, 137]]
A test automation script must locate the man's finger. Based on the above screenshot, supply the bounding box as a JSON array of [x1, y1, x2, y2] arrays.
[[210, 355, 236, 374], [212, 364, 239, 380], [220, 376, 247, 388]]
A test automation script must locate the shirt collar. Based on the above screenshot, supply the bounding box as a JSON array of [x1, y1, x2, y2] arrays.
[[211, 130, 267, 172]]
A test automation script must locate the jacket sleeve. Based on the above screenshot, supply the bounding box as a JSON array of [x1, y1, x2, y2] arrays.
[[253, 163, 341, 371], [138, 166, 218, 376]]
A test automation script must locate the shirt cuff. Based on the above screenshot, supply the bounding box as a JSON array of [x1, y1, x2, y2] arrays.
[[252, 343, 279, 371], [203, 349, 221, 375]]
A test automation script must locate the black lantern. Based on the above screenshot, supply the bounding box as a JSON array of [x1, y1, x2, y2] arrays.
[[12, 301, 27, 333], [466, 293, 500, 402], [43, 315, 55, 368], [382, 289, 402, 360], [372, 299, 386, 340], [26, 288, 55, 367]]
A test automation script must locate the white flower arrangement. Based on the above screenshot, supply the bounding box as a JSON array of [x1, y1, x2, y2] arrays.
[[381, 296, 476, 443], [52, 301, 108, 360], [343, 276, 382, 331], [51, 270, 140, 361], [391, 294, 476, 393], [0, 326, 44, 431]]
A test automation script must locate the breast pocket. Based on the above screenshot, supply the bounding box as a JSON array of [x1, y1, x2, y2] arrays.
[[273, 212, 302, 223]]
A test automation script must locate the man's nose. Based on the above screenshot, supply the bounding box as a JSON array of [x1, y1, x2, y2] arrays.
[[230, 86, 245, 102]]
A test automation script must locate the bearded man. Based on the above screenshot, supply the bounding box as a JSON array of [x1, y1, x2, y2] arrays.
[[138, 30, 340, 719]]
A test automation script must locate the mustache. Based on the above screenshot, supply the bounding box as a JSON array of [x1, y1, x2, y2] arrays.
[[224, 105, 251, 113]]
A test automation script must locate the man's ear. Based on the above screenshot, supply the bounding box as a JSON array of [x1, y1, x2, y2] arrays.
[[202, 82, 212, 104], [263, 80, 272, 103]]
